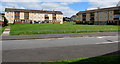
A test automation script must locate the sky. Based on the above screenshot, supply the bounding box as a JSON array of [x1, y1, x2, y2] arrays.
[[0, 0, 119, 17]]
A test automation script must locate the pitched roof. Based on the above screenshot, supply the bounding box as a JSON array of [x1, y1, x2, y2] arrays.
[[77, 6, 120, 15], [5, 8, 63, 14]]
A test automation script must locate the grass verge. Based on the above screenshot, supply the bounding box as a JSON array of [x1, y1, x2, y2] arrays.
[[38, 54, 119, 64], [0, 26, 7, 35], [10, 22, 119, 35]]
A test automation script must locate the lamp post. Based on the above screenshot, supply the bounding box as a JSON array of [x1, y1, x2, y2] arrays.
[[116, 1, 120, 6]]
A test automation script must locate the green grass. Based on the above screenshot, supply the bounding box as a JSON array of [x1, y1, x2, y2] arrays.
[[10, 22, 119, 35], [0, 26, 7, 35], [37, 54, 119, 64]]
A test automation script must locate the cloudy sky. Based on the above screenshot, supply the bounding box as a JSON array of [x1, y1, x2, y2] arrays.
[[0, 0, 119, 17]]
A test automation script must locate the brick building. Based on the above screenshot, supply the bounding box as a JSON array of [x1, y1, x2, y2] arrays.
[[72, 6, 120, 25], [5, 8, 63, 24]]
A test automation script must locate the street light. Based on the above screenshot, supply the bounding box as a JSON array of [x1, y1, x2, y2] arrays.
[[116, 1, 120, 6]]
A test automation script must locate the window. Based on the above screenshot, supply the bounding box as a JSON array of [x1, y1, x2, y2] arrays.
[[15, 12, 20, 14], [24, 16, 29, 18], [104, 17, 107, 19], [82, 13, 86, 15], [24, 12, 29, 14], [100, 17, 102, 19], [15, 16, 19, 18], [104, 11, 108, 14], [110, 11, 112, 13], [99, 12, 102, 14], [109, 16, 112, 18], [114, 15, 120, 18], [44, 13, 48, 15], [94, 13, 97, 14]]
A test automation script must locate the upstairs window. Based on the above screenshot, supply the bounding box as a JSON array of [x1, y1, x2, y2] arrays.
[[104, 11, 108, 14], [99, 17, 102, 19], [104, 17, 107, 19], [99, 12, 102, 14], [109, 16, 112, 18], [109, 11, 112, 13]]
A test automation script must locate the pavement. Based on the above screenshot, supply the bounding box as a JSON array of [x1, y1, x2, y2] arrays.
[[2, 36, 119, 62], [2, 32, 118, 40], [2, 26, 10, 36]]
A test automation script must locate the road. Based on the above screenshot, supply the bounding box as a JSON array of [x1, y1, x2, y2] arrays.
[[2, 32, 118, 40], [2, 36, 119, 62]]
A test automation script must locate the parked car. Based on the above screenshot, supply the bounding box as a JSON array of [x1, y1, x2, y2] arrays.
[[63, 21, 67, 22], [0, 21, 5, 27]]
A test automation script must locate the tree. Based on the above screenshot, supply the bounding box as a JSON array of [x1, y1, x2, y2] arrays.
[[4, 16, 8, 26]]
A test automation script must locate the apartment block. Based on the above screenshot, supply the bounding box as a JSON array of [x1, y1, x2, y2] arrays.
[[73, 6, 120, 25], [5, 8, 63, 24]]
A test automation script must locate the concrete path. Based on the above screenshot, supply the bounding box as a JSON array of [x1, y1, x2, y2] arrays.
[[2, 26, 10, 36]]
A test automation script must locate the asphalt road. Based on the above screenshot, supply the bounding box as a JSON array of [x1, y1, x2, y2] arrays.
[[2, 36, 119, 62], [2, 32, 118, 40]]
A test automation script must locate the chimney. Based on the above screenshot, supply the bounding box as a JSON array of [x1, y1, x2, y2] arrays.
[[97, 7, 100, 9], [42, 9, 44, 11], [85, 9, 88, 11]]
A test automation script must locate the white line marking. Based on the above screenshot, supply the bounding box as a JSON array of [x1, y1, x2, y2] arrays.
[[96, 42, 117, 44], [34, 39, 51, 40], [113, 41, 119, 42], [97, 37, 103, 38], [57, 38, 65, 39]]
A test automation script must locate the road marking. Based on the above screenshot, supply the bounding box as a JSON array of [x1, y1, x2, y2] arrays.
[[113, 41, 119, 42], [57, 38, 65, 39], [35, 39, 51, 40], [96, 41, 119, 44], [96, 37, 103, 38], [96, 42, 113, 44]]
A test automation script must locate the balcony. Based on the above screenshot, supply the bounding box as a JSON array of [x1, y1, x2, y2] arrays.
[[45, 15, 49, 17], [90, 14, 94, 17], [90, 18, 94, 21], [15, 17, 20, 19], [90, 13, 94, 16], [82, 18, 86, 21], [114, 10, 120, 14], [53, 15, 56, 17], [53, 17, 56, 20], [82, 15, 86, 17], [114, 18, 119, 20], [15, 14, 20, 15]]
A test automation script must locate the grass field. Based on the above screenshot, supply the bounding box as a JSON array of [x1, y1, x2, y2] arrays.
[[10, 22, 119, 35], [38, 54, 119, 64]]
